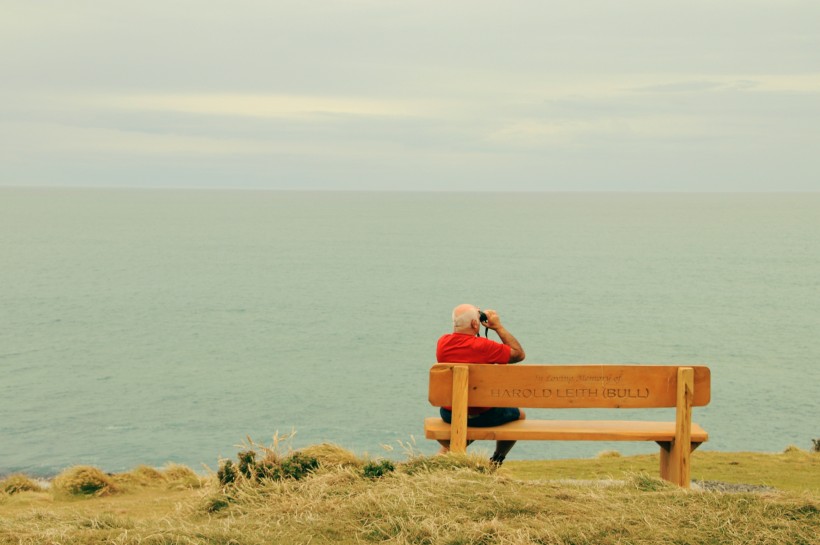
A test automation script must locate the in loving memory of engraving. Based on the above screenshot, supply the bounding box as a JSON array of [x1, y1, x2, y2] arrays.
[[534, 374, 624, 384]]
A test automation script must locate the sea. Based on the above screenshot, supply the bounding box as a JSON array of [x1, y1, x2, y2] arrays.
[[1, 188, 818, 477]]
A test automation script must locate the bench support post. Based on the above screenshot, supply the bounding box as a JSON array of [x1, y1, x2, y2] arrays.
[[658, 440, 703, 482], [449, 365, 469, 454], [659, 367, 694, 488]]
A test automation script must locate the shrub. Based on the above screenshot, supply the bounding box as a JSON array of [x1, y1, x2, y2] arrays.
[[236, 450, 259, 479], [812, 439, 819, 453], [218, 449, 319, 486], [784, 445, 806, 454], [53, 466, 116, 497], [217, 460, 238, 487], [280, 452, 320, 480], [253, 457, 283, 481], [362, 460, 395, 479], [1, 474, 41, 495]]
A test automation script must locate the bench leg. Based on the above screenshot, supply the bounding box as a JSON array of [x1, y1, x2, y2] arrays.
[[657, 441, 702, 486], [671, 367, 694, 488], [449, 366, 470, 454], [658, 441, 672, 482]]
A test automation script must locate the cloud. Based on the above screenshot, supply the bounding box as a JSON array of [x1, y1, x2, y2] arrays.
[[486, 115, 709, 149], [0, 121, 274, 157], [627, 75, 820, 95], [92, 93, 441, 120]]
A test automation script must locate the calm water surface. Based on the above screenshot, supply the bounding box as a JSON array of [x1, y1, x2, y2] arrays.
[[1, 189, 818, 476]]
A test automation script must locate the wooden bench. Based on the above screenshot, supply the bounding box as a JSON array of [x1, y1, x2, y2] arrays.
[[425, 363, 710, 488]]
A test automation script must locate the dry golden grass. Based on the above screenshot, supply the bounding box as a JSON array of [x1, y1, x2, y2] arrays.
[[300, 442, 365, 468], [0, 475, 41, 495], [160, 463, 203, 489], [1, 450, 818, 545], [110, 463, 204, 491], [51, 466, 117, 497], [111, 464, 163, 487]]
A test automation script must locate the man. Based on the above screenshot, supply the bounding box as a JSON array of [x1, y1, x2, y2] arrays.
[[435, 303, 526, 465]]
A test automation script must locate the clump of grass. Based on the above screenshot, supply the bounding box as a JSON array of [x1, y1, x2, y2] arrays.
[[400, 452, 493, 475], [1, 474, 42, 495], [362, 459, 395, 479], [202, 493, 231, 513], [597, 449, 622, 458], [113, 463, 203, 490], [162, 464, 203, 489], [52, 466, 117, 497], [300, 443, 363, 468], [113, 465, 165, 488], [132, 465, 164, 481], [784, 444, 807, 454], [625, 472, 673, 492]]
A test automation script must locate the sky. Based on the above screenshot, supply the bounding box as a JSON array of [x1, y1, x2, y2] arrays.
[[1, 1, 819, 191]]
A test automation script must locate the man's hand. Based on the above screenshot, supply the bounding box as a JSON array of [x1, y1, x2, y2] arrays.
[[482, 309, 526, 363], [482, 309, 503, 330]]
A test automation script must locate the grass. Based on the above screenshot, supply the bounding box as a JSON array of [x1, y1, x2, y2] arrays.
[[1, 448, 817, 545], [51, 466, 118, 497], [0, 475, 41, 495], [505, 447, 820, 492]]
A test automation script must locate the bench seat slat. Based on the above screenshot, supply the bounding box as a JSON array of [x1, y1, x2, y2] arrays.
[[424, 417, 708, 443]]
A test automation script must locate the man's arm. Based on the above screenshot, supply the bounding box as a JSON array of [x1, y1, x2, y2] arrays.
[[495, 326, 525, 363], [483, 309, 526, 363]]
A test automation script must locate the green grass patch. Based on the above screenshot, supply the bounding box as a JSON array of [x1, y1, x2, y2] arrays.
[[504, 449, 820, 492]]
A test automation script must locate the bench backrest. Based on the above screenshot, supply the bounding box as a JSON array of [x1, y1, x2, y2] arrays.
[[429, 363, 711, 409]]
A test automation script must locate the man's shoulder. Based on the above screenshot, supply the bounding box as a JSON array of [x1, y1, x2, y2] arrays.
[[438, 332, 466, 340], [437, 332, 476, 346]]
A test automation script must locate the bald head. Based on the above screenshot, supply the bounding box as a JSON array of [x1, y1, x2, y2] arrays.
[[452, 304, 480, 334]]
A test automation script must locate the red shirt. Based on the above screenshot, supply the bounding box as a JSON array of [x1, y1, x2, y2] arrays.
[[436, 333, 512, 365], [436, 333, 511, 414]]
